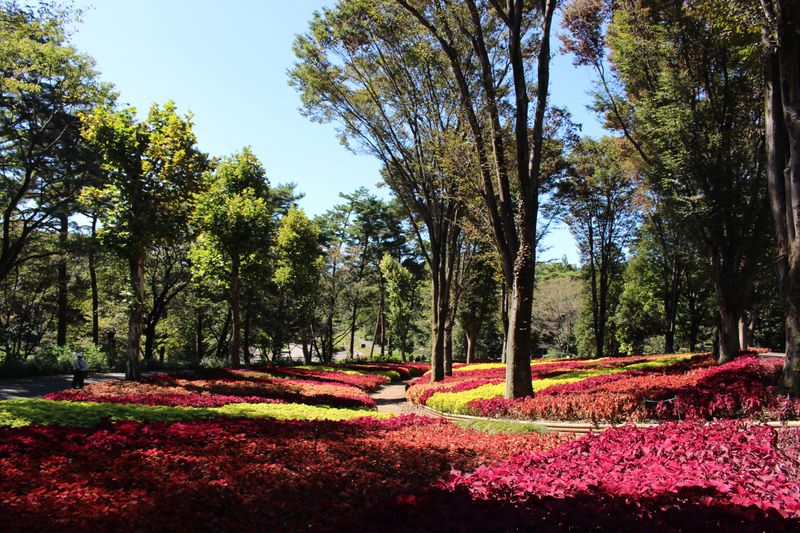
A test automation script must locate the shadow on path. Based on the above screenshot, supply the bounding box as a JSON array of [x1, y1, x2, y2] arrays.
[[0, 373, 125, 400]]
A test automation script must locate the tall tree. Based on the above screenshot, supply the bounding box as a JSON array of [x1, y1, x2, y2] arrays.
[[1, 2, 111, 349], [381, 253, 420, 361], [762, 0, 800, 393], [559, 137, 640, 357], [274, 207, 323, 364], [81, 102, 207, 379], [396, 0, 559, 398], [291, 0, 464, 381], [563, 0, 770, 362], [192, 148, 270, 369]]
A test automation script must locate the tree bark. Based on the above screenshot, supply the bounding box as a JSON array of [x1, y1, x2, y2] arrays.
[[230, 256, 242, 369], [500, 283, 509, 363], [302, 334, 312, 364], [349, 300, 359, 358], [194, 310, 204, 366], [215, 308, 231, 360], [89, 216, 99, 346], [504, 243, 535, 398], [763, 0, 800, 394], [465, 330, 477, 364], [143, 320, 156, 362], [717, 304, 741, 363], [444, 323, 453, 375], [56, 213, 68, 347], [126, 247, 145, 380], [243, 291, 252, 367], [664, 259, 681, 353]]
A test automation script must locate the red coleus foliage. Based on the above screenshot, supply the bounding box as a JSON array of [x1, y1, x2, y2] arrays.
[[147, 373, 376, 408], [343, 362, 428, 379], [43, 374, 375, 409], [45, 389, 284, 408], [467, 357, 797, 422], [441, 421, 800, 522], [0, 416, 568, 532], [242, 366, 389, 392]]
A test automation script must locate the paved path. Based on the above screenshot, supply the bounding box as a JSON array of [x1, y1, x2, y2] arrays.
[[373, 381, 438, 417], [0, 373, 125, 400]]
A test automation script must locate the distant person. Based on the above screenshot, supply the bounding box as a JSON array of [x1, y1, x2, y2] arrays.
[[72, 353, 88, 389]]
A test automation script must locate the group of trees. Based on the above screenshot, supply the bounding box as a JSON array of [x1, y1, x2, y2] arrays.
[[3, 0, 800, 398], [1, 3, 418, 380], [292, 0, 800, 397]]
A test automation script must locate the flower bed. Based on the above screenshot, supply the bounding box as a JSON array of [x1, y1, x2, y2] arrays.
[[147, 373, 376, 409], [0, 398, 386, 428], [0, 415, 568, 531], [468, 357, 799, 422], [410, 353, 711, 418], [430, 421, 800, 529], [242, 366, 390, 392]]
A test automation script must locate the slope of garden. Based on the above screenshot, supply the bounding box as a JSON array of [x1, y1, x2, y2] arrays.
[[1, 360, 799, 530], [407, 352, 800, 422]]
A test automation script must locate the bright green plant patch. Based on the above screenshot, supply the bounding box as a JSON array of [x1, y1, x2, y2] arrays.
[[452, 419, 548, 434], [0, 399, 389, 428], [296, 365, 403, 381], [623, 353, 696, 371]]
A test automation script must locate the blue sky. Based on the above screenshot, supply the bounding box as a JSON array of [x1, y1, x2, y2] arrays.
[[66, 0, 604, 264]]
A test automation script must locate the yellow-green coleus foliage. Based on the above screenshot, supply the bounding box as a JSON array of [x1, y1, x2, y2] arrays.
[[426, 354, 698, 415], [0, 400, 389, 429]]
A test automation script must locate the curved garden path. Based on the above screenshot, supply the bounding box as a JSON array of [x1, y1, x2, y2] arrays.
[[372, 381, 438, 417]]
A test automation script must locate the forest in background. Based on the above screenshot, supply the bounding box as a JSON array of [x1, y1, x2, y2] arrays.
[[2, 0, 799, 398]]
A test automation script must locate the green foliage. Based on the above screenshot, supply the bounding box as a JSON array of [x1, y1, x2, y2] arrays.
[[380, 254, 420, 359], [275, 207, 323, 293], [192, 148, 271, 273], [81, 103, 207, 254], [452, 419, 549, 434]]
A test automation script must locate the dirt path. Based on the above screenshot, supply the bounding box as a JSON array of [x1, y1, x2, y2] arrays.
[[0, 373, 125, 400], [372, 381, 438, 417]]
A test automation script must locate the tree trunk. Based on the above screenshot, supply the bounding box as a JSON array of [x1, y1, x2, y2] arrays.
[[504, 245, 535, 399], [194, 310, 204, 366], [215, 309, 232, 360], [763, 2, 800, 394], [465, 330, 477, 364], [143, 320, 156, 361], [500, 283, 509, 363], [444, 323, 453, 375], [379, 280, 386, 358], [126, 247, 145, 380], [369, 308, 380, 359], [349, 300, 358, 358], [56, 213, 68, 347], [302, 334, 312, 364], [89, 216, 99, 346], [664, 259, 681, 353], [230, 256, 242, 369], [429, 270, 448, 382], [717, 304, 740, 363], [243, 293, 252, 367]]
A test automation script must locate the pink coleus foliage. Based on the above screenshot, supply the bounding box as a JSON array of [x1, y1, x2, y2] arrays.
[[442, 421, 800, 519]]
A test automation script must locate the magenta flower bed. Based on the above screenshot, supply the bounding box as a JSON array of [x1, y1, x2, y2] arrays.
[[441, 421, 800, 521]]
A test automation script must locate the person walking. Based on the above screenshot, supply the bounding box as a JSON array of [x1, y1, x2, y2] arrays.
[[72, 353, 89, 389]]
